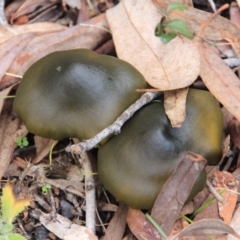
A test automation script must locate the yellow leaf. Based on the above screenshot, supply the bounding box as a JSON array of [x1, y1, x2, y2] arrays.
[[1, 184, 31, 224]]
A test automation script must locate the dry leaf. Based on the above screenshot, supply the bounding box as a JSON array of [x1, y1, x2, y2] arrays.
[[0, 22, 66, 44], [33, 136, 56, 164], [164, 88, 188, 127], [196, 39, 240, 122], [126, 208, 163, 240], [167, 219, 240, 240], [10, 0, 59, 24], [228, 205, 240, 240], [0, 86, 14, 113], [230, 2, 240, 29], [107, 0, 200, 91], [0, 32, 36, 80], [212, 171, 238, 224], [151, 152, 207, 235], [0, 100, 21, 180], [102, 204, 128, 240], [228, 118, 240, 149], [0, 14, 109, 90], [36, 210, 98, 240]]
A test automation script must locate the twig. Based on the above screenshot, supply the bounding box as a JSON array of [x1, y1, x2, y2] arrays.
[[207, 0, 217, 12], [66, 92, 161, 154], [0, 0, 7, 25], [79, 152, 96, 234], [206, 180, 224, 203], [197, 4, 229, 37]]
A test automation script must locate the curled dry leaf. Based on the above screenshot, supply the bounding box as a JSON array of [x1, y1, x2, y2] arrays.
[[10, 0, 57, 23], [106, 0, 200, 91], [196, 39, 240, 122], [126, 208, 163, 240], [167, 219, 240, 240], [164, 88, 188, 128]]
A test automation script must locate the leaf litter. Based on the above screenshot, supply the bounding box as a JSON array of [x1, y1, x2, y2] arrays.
[[1, 0, 240, 239]]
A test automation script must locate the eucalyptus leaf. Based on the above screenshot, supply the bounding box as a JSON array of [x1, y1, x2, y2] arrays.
[[165, 19, 193, 39], [167, 2, 188, 12], [160, 32, 177, 44]]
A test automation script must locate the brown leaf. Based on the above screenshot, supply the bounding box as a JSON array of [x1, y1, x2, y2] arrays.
[[126, 208, 164, 240], [33, 137, 57, 164], [10, 0, 56, 23], [0, 22, 66, 44], [106, 0, 200, 91], [196, 39, 240, 122], [103, 204, 128, 240], [0, 32, 36, 81], [212, 171, 238, 224], [229, 118, 240, 149], [37, 210, 98, 240], [0, 100, 21, 180], [0, 14, 110, 90], [151, 152, 207, 235], [164, 88, 188, 128], [167, 219, 240, 240], [230, 2, 240, 29], [0, 86, 14, 114], [228, 205, 240, 240]]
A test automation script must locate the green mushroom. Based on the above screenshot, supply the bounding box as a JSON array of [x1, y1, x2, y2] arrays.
[[98, 89, 223, 209], [13, 49, 147, 141]]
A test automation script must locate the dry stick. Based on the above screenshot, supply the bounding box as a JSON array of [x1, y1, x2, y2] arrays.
[[66, 92, 161, 154], [79, 152, 96, 234], [197, 3, 229, 37], [206, 180, 224, 203]]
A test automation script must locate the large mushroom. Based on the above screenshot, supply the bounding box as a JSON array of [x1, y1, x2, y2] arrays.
[[13, 49, 147, 141], [98, 89, 223, 209]]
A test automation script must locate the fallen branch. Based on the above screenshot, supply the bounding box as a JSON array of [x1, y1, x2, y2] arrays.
[[66, 92, 161, 155], [79, 152, 96, 234]]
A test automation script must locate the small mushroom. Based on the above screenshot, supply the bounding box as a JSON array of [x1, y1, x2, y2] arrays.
[[13, 49, 147, 140], [98, 89, 223, 209]]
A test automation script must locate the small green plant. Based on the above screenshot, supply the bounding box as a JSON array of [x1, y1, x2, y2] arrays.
[[41, 184, 52, 194], [0, 184, 31, 240], [155, 2, 193, 44], [15, 137, 29, 149]]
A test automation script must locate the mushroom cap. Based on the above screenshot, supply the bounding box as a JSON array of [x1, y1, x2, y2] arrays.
[[98, 89, 223, 209], [13, 49, 147, 140]]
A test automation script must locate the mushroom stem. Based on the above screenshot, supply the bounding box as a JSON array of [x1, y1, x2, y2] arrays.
[[66, 92, 161, 155]]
